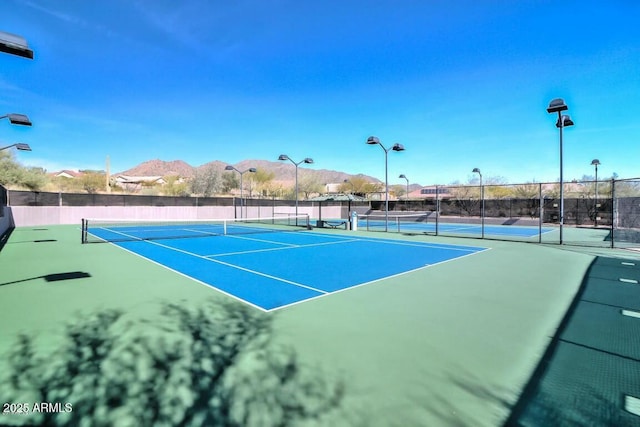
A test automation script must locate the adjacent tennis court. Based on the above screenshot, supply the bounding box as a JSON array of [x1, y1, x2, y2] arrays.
[[357, 212, 554, 238], [82, 215, 488, 311]]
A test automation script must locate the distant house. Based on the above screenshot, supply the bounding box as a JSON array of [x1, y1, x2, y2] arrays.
[[51, 170, 82, 179], [114, 175, 166, 191], [408, 186, 452, 199], [325, 183, 342, 193]]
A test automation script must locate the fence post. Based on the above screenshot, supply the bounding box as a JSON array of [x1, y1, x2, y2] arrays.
[[435, 185, 440, 236], [538, 183, 543, 243], [480, 182, 485, 239], [611, 179, 615, 249]]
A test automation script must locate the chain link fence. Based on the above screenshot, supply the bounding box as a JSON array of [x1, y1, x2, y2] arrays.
[[0, 184, 6, 217], [371, 179, 639, 249], [612, 178, 640, 248], [5, 179, 639, 248], [6, 190, 234, 207]]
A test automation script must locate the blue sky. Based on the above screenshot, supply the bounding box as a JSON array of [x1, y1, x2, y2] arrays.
[[1, 0, 639, 186]]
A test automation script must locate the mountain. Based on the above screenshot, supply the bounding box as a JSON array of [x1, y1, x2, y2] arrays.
[[119, 158, 382, 185], [117, 159, 195, 178]]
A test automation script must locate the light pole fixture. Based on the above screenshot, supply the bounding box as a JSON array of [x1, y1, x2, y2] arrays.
[[278, 154, 313, 221], [399, 174, 409, 201], [0, 31, 33, 59], [472, 167, 484, 238], [547, 98, 574, 244], [366, 136, 405, 232], [0, 142, 31, 151], [1, 113, 32, 126], [225, 165, 256, 218], [591, 158, 600, 227]]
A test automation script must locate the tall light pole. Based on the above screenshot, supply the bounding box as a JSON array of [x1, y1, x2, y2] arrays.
[[366, 136, 405, 232], [278, 154, 313, 222], [547, 98, 574, 244], [0, 142, 31, 152], [0, 31, 33, 59], [1, 113, 32, 127], [225, 165, 256, 219], [472, 168, 484, 238], [591, 159, 600, 227], [399, 174, 409, 201]]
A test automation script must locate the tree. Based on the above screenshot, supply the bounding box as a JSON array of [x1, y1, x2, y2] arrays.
[[221, 171, 239, 193], [339, 176, 382, 198], [513, 183, 540, 199], [20, 167, 47, 191], [390, 184, 406, 199], [191, 166, 221, 197], [613, 179, 640, 197], [542, 183, 561, 199], [297, 173, 324, 200], [268, 182, 287, 199], [78, 172, 106, 194], [485, 185, 514, 199], [0, 151, 47, 189], [250, 169, 276, 197], [448, 184, 480, 216], [161, 175, 189, 196], [51, 175, 79, 192], [1, 299, 344, 426]]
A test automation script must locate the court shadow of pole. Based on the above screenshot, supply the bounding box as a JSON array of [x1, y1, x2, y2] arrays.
[[503, 256, 640, 426], [0, 271, 91, 287]]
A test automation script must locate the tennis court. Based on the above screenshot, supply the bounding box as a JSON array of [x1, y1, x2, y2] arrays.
[[82, 215, 488, 311], [2, 221, 640, 426], [357, 213, 554, 238]]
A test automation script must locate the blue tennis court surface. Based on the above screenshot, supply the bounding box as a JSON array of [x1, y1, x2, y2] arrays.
[[91, 227, 488, 311], [359, 218, 553, 237]]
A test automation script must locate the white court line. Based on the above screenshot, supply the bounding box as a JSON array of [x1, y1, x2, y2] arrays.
[[143, 239, 329, 295], [311, 231, 488, 252], [106, 243, 270, 312], [96, 226, 489, 311], [183, 227, 221, 236], [622, 309, 640, 319], [308, 229, 490, 251], [207, 238, 362, 258], [224, 233, 299, 246], [619, 278, 639, 284], [94, 227, 142, 241], [438, 225, 480, 232], [625, 395, 640, 417], [361, 237, 484, 252], [268, 246, 491, 312], [270, 246, 491, 311]]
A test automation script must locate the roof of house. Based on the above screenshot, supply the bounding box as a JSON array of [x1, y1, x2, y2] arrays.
[[115, 175, 165, 183], [51, 170, 82, 178]]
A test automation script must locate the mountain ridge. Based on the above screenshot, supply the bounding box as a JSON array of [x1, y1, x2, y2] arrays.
[[117, 158, 390, 186]]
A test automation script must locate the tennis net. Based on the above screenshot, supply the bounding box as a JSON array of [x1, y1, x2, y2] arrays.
[[358, 212, 432, 232], [81, 214, 311, 243]]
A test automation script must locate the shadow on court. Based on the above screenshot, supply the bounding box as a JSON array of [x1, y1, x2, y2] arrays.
[[0, 226, 13, 252], [0, 271, 91, 287], [503, 256, 640, 426], [0, 298, 347, 426]]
